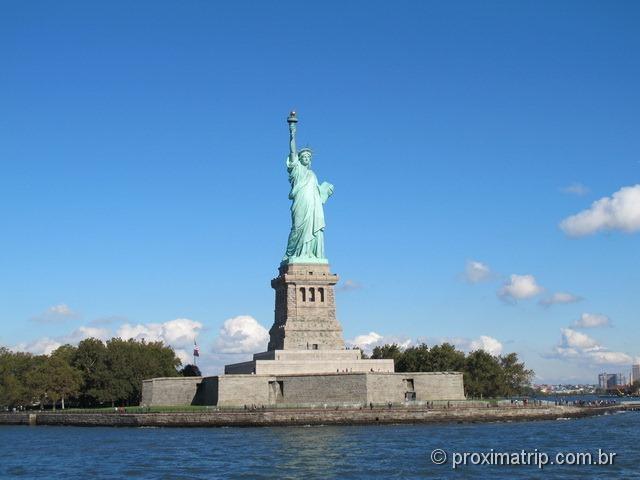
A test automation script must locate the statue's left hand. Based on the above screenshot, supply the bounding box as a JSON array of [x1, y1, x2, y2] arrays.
[[319, 182, 334, 203]]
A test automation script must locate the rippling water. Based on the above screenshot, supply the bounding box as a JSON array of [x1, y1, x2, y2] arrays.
[[1, 411, 638, 479]]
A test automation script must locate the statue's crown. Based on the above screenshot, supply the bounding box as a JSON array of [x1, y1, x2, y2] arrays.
[[299, 146, 313, 155]]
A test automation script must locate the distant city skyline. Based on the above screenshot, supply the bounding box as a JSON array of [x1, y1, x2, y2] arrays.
[[1, 1, 639, 383]]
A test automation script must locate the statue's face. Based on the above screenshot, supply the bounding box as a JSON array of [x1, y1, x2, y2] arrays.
[[300, 152, 312, 166]]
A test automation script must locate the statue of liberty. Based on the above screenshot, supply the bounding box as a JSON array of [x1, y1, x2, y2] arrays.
[[283, 111, 334, 264]]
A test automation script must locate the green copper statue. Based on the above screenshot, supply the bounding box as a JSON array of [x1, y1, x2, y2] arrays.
[[283, 111, 334, 264]]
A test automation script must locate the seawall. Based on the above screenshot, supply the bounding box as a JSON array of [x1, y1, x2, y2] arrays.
[[0, 404, 635, 428]]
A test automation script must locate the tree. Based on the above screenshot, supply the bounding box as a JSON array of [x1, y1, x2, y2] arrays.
[[426, 343, 466, 372], [50, 344, 76, 364], [499, 353, 534, 397], [371, 344, 403, 362], [50, 346, 83, 409], [0, 347, 15, 407], [463, 350, 503, 398], [180, 364, 202, 377], [3, 337, 184, 409], [397, 344, 430, 372], [73, 338, 110, 406], [27, 354, 82, 410], [370, 342, 534, 399], [25, 359, 49, 409], [0, 348, 31, 408], [103, 338, 137, 406], [0, 349, 45, 409], [105, 338, 181, 405]]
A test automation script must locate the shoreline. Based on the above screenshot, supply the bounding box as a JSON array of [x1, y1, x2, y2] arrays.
[[1, 404, 637, 428]]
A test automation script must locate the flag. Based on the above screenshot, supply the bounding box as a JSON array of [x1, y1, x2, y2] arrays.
[[193, 340, 200, 357]]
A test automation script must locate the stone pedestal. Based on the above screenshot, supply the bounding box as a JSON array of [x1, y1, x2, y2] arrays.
[[224, 262, 393, 375], [268, 263, 344, 351]]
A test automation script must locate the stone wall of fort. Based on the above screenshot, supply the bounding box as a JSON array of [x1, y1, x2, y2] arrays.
[[141, 372, 465, 407], [0, 404, 628, 428], [141, 377, 202, 406]]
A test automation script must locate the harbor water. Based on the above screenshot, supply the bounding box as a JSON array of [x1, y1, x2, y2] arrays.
[[1, 408, 638, 479]]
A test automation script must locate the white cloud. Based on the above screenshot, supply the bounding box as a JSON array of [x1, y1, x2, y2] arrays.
[[589, 351, 633, 365], [469, 335, 503, 356], [573, 313, 611, 329], [560, 328, 599, 350], [31, 303, 79, 323], [89, 315, 127, 326], [116, 318, 203, 348], [498, 274, 543, 302], [348, 332, 504, 357], [464, 260, 492, 283], [13, 337, 62, 355], [350, 331, 383, 347], [173, 348, 191, 366], [66, 326, 110, 342], [554, 328, 632, 366], [560, 182, 589, 196], [159, 319, 203, 347], [117, 323, 163, 343], [11, 325, 110, 355], [539, 292, 582, 307], [338, 279, 363, 292], [213, 315, 269, 354], [50, 304, 73, 315], [346, 332, 412, 353], [12, 317, 202, 364], [560, 184, 640, 236]]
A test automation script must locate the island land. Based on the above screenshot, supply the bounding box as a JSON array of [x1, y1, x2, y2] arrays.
[[2, 402, 638, 428]]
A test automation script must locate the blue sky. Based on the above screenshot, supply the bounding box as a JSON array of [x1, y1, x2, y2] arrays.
[[1, 1, 639, 383]]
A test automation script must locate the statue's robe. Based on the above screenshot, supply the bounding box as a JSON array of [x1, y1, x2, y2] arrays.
[[284, 156, 331, 260]]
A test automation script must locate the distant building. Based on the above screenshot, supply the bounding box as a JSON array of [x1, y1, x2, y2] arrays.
[[631, 364, 640, 384], [599, 373, 612, 389], [598, 372, 625, 389]]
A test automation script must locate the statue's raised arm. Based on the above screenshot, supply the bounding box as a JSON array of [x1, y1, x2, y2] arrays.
[[287, 111, 298, 167]]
